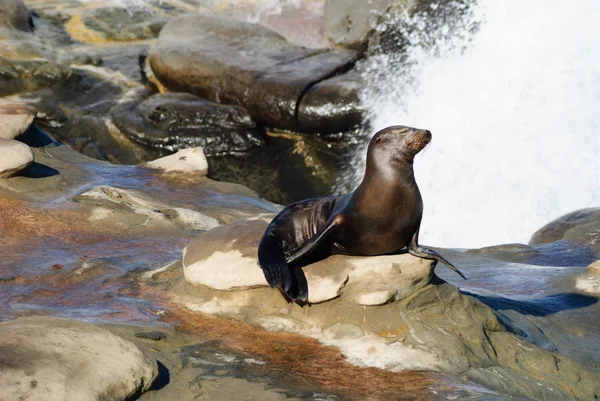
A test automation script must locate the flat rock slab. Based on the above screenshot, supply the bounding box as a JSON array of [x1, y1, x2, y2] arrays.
[[182, 215, 433, 304], [111, 87, 265, 155], [149, 14, 359, 132], [0, 99, 36, 139], [0, 137, 33, 178], [0, 316, 158, 401]]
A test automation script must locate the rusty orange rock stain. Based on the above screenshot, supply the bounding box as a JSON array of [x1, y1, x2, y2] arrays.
[[143, 286, 443, 401]]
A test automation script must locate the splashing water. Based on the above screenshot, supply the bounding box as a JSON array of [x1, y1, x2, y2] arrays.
[[356, 0, 600, 248]]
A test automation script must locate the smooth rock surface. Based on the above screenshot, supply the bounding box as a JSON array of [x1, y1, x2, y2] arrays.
[[0, 138, 33, 178], [588, 260, 600, 274], [530, 207, 600, 255], [80, 7, 167, 42], [182, 215, 434, 303], [0, 316, 158, 401], [75, 185, 222, 232], [111, 87, 265, 155], [145, 147, 209, 174], [0, 99, 36, 139], [324, 0, 423, 50], [149, 14, 359, 132], [0, 0, 32, 33], [297, 69, 365, 133]]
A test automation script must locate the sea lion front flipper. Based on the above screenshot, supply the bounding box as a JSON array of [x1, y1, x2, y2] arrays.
[[407, 228, 467, 280], [258, 234, 294, 292], [285, 214, 344, 265]]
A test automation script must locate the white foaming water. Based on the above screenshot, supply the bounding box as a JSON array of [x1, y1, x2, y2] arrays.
[[358, 0, 600, 248]]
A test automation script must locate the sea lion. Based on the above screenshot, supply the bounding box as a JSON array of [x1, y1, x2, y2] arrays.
[[258, 125, 466, 301]]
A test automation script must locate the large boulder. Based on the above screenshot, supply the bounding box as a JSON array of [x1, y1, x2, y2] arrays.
[[0, 99, 36, 139], [0, 317, 158, 401], [530, 208, 600, 256], [182, 215, 433, 304], [148, 14, 360, 133], [111, 87, 265, 155], [160, 215, 600, 400], [0, 138, 33, 178]]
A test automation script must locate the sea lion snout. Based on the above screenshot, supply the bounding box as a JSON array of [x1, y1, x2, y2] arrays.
[[406, 128, 431, 154]]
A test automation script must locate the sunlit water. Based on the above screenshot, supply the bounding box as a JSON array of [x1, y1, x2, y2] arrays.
[[356, 0, 600, 248]]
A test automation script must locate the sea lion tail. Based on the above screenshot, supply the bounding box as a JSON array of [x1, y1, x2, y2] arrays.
[[258, 234, 308, 300]]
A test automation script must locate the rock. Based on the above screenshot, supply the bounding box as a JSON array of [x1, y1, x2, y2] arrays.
[[530, 208, 600, 255], [0, 316, 157, 401], [297, 69, 365, 133], [0, 138, 33, 178], [145, 147, 209, 174], [75, 185, 222, 232], [0, 99, 36, 139], [467, 243, 540, 263], [182, 215, 433, 304], [111, 87, 265, 155], [0, 0, 32, 33], [79, 7, 167, 42], [587, 260, 600, 274], [148, 14, 360, 133]]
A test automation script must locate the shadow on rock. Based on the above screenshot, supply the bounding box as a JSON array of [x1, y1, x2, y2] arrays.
[[468, 291, 599, 317], [20, 161, 59, 178]]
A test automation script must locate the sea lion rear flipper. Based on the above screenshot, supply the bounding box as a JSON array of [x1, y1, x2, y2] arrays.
[[407, 229, 467, 280], [258, 234, 294, 292], [286, 214, 344, 265]]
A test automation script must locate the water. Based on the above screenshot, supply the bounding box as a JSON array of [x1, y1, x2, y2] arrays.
[[356, 0, 600, 248]]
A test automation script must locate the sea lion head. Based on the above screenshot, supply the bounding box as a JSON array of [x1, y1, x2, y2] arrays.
[[367, 125, 431, 169]]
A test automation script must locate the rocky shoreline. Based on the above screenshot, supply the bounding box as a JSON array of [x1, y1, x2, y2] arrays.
[[1, 0, 600, 400]]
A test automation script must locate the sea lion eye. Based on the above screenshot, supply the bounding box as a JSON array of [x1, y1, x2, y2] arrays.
[[375, 137, 382, 143]]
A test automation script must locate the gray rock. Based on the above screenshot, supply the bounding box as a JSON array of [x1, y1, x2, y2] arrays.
[[181, 215, 433, 304], [111, 87, 265, 155], [75, 185, 222, 232], [81, 7, 168, 41], [0, 100, 36, 139], [530, 208, 600, 255], [0, 138, 33, 178], [297, 69, 365, 133], [0, 316, 158, 401], [148, 14, 360, 133], [324, 0, 398, 50], [0, 0, 32, 32]]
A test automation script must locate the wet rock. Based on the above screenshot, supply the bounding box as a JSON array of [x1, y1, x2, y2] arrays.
[[148, 14, 359, 133], [0, 0, 32, 33], [182, 215, 433, 303], [0, 316, 157, 401], [530, 208, 600, 255], [297, 69, 365, 133], [79, 7, 167, 42], [0, 99, 36, 139], [75, 185, 222, 232], [0, 138, 33, 178], [467, 243, 541, 263], [324, 0, 410, 50], [160, 214, 600, 400], [111, 87, 265, 155], [145, 147, 208, 174]]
